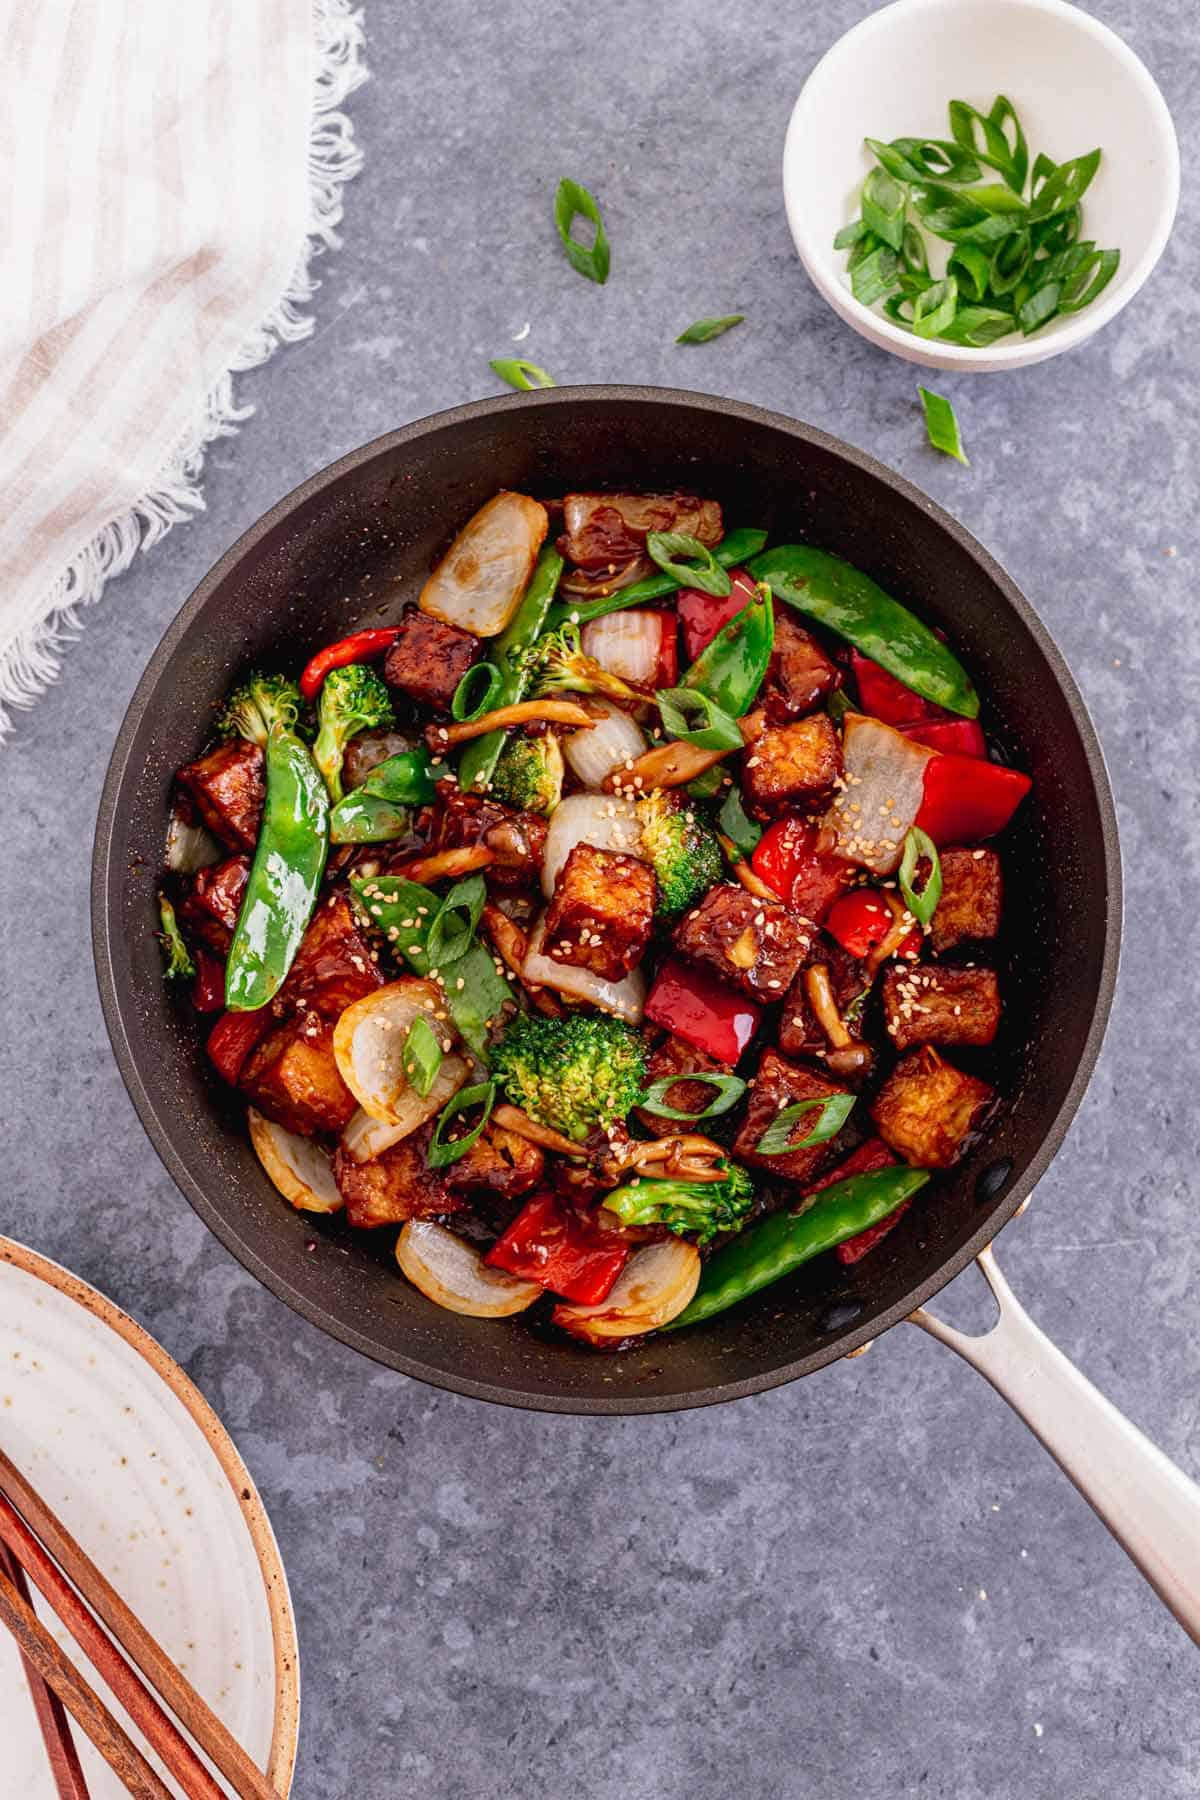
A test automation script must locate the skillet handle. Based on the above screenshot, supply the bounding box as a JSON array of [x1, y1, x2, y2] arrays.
[[909, 1243, 1200, 1646]]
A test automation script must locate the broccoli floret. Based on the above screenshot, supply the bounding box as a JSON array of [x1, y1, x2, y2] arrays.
[[519, 622, 642, 705], [491, 1011, 647, 1141], [313, 664, 395, 803], [603, 1163, 755, 1246], [218, 671, 303, 747], [636, 789, 724, 917], [157, 893, 196, 982], [491, 733, 564, 815]]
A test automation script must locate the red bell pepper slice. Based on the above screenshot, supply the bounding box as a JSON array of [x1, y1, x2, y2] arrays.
[[916, 753, 1032, 845], [800, 1138, 910, 1264], [901, 718, 987, 759], [207, 1008, 272, 1084], [192, 949, 226, 1013], [750, 818, 853, 923], [851, 650, 947, 726], [824, 890, 907, 959], [677, 570, 757, 663], [484, 1193, 629, 1304], [299, 627, 401, 700], [644, 956, 761, 1065]]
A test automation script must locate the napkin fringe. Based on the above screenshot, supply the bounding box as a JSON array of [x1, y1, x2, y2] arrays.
[[0, 0, 368, 739]]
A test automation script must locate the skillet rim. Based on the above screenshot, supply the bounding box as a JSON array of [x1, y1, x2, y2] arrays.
[[91, 385, 1122, 1413]]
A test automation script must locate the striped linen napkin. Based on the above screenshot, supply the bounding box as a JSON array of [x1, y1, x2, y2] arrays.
[[0, 0, 367, 742]]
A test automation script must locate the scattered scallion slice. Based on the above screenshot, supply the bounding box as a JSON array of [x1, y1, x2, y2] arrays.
[[646, 531, 733, 598], [862, 167, 906, 252], [554, 178, 610, 284], [451, 662, 504, 722], [639, 1072, 748, 1123], [402, 1016, 443, 1100], [657, 687, 743, 752], [427, 1080, 497, 1169], [919, 388, 969, 465], [755, 1093, 856, 1157], [489, 358, 556, 392], [676, 314, 744, 344], [717, 785, 762, 855], [898, 826, 943, 926]]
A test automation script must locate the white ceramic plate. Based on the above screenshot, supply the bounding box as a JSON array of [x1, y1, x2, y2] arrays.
[[0, 1240, 299, 1799]]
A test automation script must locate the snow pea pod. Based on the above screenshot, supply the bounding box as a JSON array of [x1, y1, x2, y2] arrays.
[[747, 545, 979, 719], [225, 725, 329, 1010], [681, 584, 774, 718], [549, 527, 769, 629], [458, 545, 565, 793], [667, 1166, 930, 1330]]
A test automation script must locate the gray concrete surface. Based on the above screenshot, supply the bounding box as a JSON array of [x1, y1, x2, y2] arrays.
[[2, 1, 1197, 1794]]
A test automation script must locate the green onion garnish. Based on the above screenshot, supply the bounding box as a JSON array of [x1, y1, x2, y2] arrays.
[[717, 785, 762, 856], [676, 314, 744, 344], [898, 826, 943, 927], [427, 1080, 497, 1169], [489, 358, 556, 392], [425, 874, 488, 969], [451, 661, 503, 722], [919, 388, 969, 465], [755, 1093, 856, 1157], [402, 1016, 443, 1099], [657, 687, 743, 752], [639, 1072, 748, 1122], [645, 531, 733, 598], [554, 178, 610, 285], [862, 167, 906, 252]]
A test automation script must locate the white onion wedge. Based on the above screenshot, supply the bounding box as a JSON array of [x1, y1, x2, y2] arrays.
[[164, 806, 221, 874], [396, 1221, 541, 1318], [522, 916, 646, 1023], [419, 492, 548, 637], [552, 1240, 701, 1342], [541, 791, 643, 898], [823, 712, 933, 875], [332, 978, 469, 1126], [562, 698, 646, 791], [581, 611, 665, 690], [340, 1108, 417, 1165], [248, 1109, 344, 1214]]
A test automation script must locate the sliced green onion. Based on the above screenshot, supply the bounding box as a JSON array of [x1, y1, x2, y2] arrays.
[[676, 314, 744, 344], [157, 894, 195, 982], [948, 96, 1026, 192], [1030, 151, 1057, 201], [1017, 281, 1060, 335], [755, 1092, 856, 1157], [1059, 246, 1119, 313], [935, 305, 1014, 348], [646, 531, 732, 598], [718, 785, 762, 855], [554, 178, 610, 284], [986, 97, 1029, 193], [657, 687, 743, 752], [427, 1080, 497, 1169], [899, 826, 943, 926], [426, 873, 488, 969], [451, 661, 503, 722], [919, 388, 969, 465], [947, 242, 991, 302], [890, 137, 982, 184], [862, 167, 906, 252], [489, 358, 556, 392], [901, 222, 929, 277], [1029, 149, 1101, 220], [866, 138, 924, 184], [833, 218, 870, 250], [988, 229, 1032, 296], [639, 1072, 748, 1122], [402, 1015, 443, 1099], [910, 276, 958, 338], [846, 230, 882, 271], [850, 243, 900, 306]]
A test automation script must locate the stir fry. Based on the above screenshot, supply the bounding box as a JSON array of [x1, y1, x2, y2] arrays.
[[160, 488, 1032, 1347]]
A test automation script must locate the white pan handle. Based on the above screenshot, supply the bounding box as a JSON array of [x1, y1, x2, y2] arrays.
[[909, 1242, 1200, 1646]]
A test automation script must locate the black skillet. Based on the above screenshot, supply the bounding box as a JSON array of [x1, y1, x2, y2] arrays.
[[91, 389, 1200, 1636]]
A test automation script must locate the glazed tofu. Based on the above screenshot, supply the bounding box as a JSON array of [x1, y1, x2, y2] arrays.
[[742, 715, 843, 817], [333, 1129, 458, 1228], [177, 739, 264, 852], [240, 1012, 357, 1137], [636, 1034, 730, 1140], [870, 1046, 994, 1168], [281, 892, 383, 1020], [779, 940, 866, 1059], [674, 884, 813, 1002], [544, 844, 656, 979], [734, 1049, 852, 1185], [763, 608, 839, 722], [178, 855, 249, 954], [881, 964, 1001, 1050], [930, 847, 1003, 953], [383, 605, 481, 713]]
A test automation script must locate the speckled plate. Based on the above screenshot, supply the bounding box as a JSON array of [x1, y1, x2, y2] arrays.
[[0, 1239, 299, 1799]]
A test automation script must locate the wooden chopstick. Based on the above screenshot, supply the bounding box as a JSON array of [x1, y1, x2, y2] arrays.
[[0, 1558, 174, 1800], [0, 1539, 91, 1800], [0, 1448, 282, 1800]]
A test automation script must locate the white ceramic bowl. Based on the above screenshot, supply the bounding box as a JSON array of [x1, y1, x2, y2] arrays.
[[784, 0, 1180, 371]]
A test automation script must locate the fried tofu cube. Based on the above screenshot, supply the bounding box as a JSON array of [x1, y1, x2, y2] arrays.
[[764, 608, 839, 722], [742, 714, 843, 817], [544, 844, 656, 979], [332, 1128, 459, 1229], [870, 1046, 994, 1168], [280, 893, 383, 1020], [636, 1034, 730, 1140], [240, 1012, 357, 1136], [177, 739, 264, 852], [733, 1049, 852, 1184], [881, 964, 1001, 1050], [178, 855, 249, 954], [930, 847, 1003, 953], [779, 940, 865, 1059], [383, 605, 481, 713], [674, 883, 813, 1002]]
